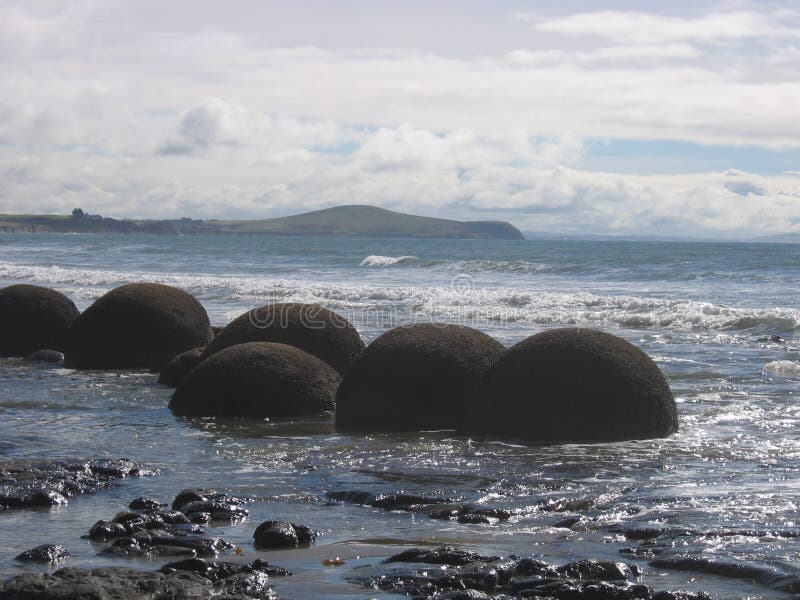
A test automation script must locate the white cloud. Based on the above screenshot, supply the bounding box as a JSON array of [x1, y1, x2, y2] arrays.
[[0, 1, 799, 236], [527, 10, 797, 44]]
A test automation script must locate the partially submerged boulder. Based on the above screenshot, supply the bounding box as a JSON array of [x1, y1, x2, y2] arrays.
[[336, 323, 505, 432], [24, 349, 65, 364], [158, 347, 205, 387], [203, 303, 364, 375], [465, 328, 677, 443], [253, 520, 315, 549], [0, 284, 79, 357], [169, 342, 339, 418], [64, 283, 213, 370]]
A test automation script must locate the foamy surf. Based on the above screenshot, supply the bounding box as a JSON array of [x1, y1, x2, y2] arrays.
[[764, 360, 800, 377], [1, 260, 798, 335], [360, 255, 419, 266]]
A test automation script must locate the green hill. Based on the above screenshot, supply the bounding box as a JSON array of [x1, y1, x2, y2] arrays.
[[0, 205, 524, 240], [210, 205, 524, 239]]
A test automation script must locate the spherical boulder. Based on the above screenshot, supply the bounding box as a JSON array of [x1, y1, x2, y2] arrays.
[[169, 342, 340, 417], [0, 284, 79, 357], [158, 347, 205, 387], [64, 283, 213, 370], [465, 328, 677, 443], [335, 323, 505, 432], [202, 303, 364, 376]]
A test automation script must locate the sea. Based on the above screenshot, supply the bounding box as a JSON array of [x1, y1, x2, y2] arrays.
[[1, 233, 799, 598]]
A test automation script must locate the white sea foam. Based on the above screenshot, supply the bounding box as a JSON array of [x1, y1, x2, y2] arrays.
[[359, 255, 548, 272], [360, 255, 419, 266], [764, 360, 800, 377], [1, 261, 799, 333]]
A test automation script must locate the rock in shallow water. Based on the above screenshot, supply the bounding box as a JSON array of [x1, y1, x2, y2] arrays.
[[0, 458, 152, 510], [23, 349, 65, 364], [14, 544, 70, 564], [465, 327, 678, 443], [353, 546, 713, 600], [253, 520, 316, 549], [128, 496, 164, 511], [170, 342, 340, 418], [202, 302, 365, 376], [336, 323, 504, 432], [0, 284, 79, 357], [64, 282, 213, 370], [158, 347, 205, 387]]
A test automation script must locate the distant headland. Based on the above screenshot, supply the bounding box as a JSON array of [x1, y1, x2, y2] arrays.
[[0, 205, 524, 240]]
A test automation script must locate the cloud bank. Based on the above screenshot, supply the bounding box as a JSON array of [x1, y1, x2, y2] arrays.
[[0, 0, 798, 236]]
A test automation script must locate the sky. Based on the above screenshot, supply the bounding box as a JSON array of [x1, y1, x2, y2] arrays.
[[1, 0, 800, 237]]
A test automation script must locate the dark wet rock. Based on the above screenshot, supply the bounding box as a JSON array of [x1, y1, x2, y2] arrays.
[[0, 562, 280, 599], [203, 302, 365, 376], [421, 591, 496, 600], [150, 533, 232, 557], [326, 490, 515, 525], [170, 342, 340, 417], [128, 497, 164, 510], [0, 458, 151, 511], [514, 557, 556, 578], [385, 547, 499, 566], [180, 500, 250, 523], [458, 513, 491, 525], [371, 492, 459, 510], [757, 335, 785, 344], [358, 547, 712, 600], [161, 557, 291, 580], [649, 555, 800, 593], [23, 349, 65, 363], [337, 323, 504, 432], [170, 489, 249, 520], [510, 579, 651, 598], [609, 525, 696, 541], [469, 507, 513, 520], [538, 497, 596, 513], [361, 563, 501, 597], [428, 505, 469, 520], [15, 544, 70, 564], [465, 327, 678, 443], [0, 284, 79, 357], [86, 501, 231, 559], [651, 593, 713, 600], [158, 347, 205, 387], [253, 520, 316, 549], [64, 282, 213, 370], [103, 531, 232, 558], [325, 490, 376, 505], [172, 489, 210, 510], [151, 509, 191, 525], [554, 516, 583, 529], [87, 520, 128, 540], [556, 559, 638, 581], [191, 511, 212, 524]]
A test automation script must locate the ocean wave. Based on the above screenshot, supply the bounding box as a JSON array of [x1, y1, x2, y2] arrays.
[[1, 261, 798, 334], [764, 360, 800, 377], [359, 255, 550, 272], [360, 255, 420, 266]]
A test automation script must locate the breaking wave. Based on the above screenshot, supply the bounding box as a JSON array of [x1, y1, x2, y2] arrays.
[[764, 360, 800, 377], [359, 255, 550, 272], [1, 261, 798, 334], [360, 255, 419, 266]]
